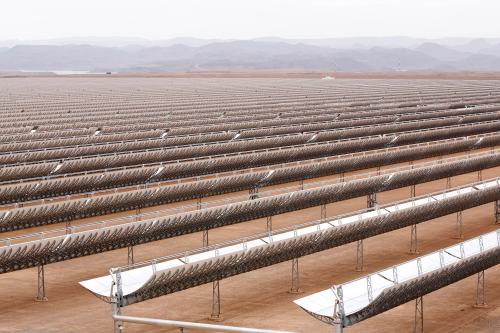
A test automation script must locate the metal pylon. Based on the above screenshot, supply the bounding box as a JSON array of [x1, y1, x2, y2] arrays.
[[409, 224, 419, 254], [495, 200, 500, 223], [209, 280, 223, 321], [356, 240, 364, 271], [202, 229, 209, 248], [321, 204, 327, 221], [289, 258, 301, 293], [455, 211, 463, 239], [410, 184, 416, 198], [266, 216, 273, 233], [474, 270, 487, 308], [446, 177, 451, 189], [197, 197, 202, 210], [477, 170, 483, 181], [113, 271, 123, 333], [414, 296, 424, 333], [127, 246, 134, 265], [339, 172, 345, 183], [35, 264, 48, 301], [249, 187, 259, 200], [367, 193, 377, 209], [203, 230, 222, 320]]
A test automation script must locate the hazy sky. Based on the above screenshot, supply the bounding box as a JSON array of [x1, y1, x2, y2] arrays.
[[2, 0, 500, 40]]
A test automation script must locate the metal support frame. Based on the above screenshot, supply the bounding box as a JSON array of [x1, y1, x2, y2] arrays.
[[332, 287, 345, 333], [249, 187, 259, 200], [266, 216, 273, 233], [410, 184, 416, 198], [414, 296, 424, 333], [454, 211, 463, 239], [478, 170, 483, 181], [495, 200, 500, 223], [355, 240, 364, 272], [209, 280, 223, 321], [202, 229, 223, 321], [409, 224, 419, 254], [367, 193, 377, 209], [474, 270, 487, 308], [446, 177, 451, 189], [299, 179, 304, 190], [289, 258, 301, 294], [203, 229, 209, 248], [321, 204, 327, 221], [35, 264, 48, 301], [127, 246, 134, 265], [112, 270, 123, 333], [339, 172, 345, 183], [197, 197, 203, 210]]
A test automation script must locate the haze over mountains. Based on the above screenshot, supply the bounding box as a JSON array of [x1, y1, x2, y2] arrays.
[[1, 36, 500, 73]]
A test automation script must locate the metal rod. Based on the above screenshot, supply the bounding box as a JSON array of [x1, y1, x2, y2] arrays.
[[410, 184, 416, 198], [446, 177, 451, 189], [112, 314, 293, 333]]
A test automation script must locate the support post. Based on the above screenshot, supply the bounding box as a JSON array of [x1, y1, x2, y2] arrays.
[[409, 224, 419, 254], [367, 193, 377, 209], [474, 270, 487, 308], [446, 177, 451, 189], [202, 229, 209, 248], [289, 258, 302, 294], [35, 264, 48, 301], [477, 170, 483, 181], [414, 296, 424, 333], [197, 197, 202, 210], [454, 211, 463, 239], [339, 172, 345, 183], [321, 204, 327, 221], [299, 179, 304, 190], [495, 200, 500, 224], [209, 280, 223, 321], [266, 216, 273, 233], [127, 246, 134, 265], [332, 286, 344, 333], [249, 187, 259, 200], [356, 240, 364, 272], [410, 184, 416, 198], [113, 270, 123, 333]]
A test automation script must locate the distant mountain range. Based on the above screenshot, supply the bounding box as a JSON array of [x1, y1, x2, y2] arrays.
[[1, 37, 500, 72]]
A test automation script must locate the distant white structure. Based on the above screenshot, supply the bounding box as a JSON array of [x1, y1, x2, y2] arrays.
[[322, 75, 335, 80]]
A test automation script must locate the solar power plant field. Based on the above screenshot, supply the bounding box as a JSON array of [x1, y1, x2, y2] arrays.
[[0, 77, 499, 333]]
